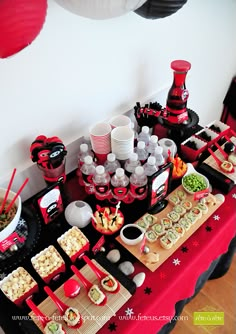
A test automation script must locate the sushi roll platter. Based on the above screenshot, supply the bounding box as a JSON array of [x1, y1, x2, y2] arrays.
[[116, 185, 224, 272]]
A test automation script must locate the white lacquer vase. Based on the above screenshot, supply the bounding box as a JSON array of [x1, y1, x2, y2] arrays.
[[64, 200, 93, 228]]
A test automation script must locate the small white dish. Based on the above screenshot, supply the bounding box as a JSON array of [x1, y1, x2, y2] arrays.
[[120, 224, 145, 246], [182, 163, 209, 195]]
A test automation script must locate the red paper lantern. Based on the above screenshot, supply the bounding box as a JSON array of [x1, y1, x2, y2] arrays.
[[0, 0, 47, 59]]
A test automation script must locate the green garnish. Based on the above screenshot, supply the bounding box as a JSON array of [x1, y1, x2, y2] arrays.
[[183, 173, 207, 192]]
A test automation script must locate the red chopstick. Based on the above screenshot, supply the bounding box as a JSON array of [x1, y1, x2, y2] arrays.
[[215, 142, 228, 159], [0, 168, 17, 214], [4, 178, 29, 214], [208, 148, 222, 165]]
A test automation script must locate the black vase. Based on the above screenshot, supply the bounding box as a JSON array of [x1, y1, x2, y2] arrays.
[[134, 0, 188, 19]]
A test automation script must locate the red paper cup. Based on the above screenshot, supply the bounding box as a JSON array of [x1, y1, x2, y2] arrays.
[[89, 123, 111, 154]]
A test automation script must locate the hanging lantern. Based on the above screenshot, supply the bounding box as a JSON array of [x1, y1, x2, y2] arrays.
[[134, 0, 188, 19], [0, 0, 47, 59], [54, 0, 147, 20]]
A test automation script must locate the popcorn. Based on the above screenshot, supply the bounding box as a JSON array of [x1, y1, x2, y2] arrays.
[[31, 245, 64, 279], [0, 267, 37, 302], [57, 226, 89, 259]]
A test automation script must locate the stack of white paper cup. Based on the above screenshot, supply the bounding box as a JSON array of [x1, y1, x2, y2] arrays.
[[111, 126, 134, 160]]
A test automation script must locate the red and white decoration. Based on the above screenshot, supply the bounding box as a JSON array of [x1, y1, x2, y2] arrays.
[[54, 0, 147, 19]]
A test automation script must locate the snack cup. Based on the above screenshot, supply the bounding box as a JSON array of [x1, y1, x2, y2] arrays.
[[31, 246, 65, 284], [57, 226, 90, 263], [0, 267, 38, 307]]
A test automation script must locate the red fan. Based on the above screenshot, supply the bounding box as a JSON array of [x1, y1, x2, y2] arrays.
[[0, 0, 47, 58]]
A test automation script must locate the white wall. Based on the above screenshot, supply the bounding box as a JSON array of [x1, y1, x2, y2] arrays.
[[0, 0, 236, 197]]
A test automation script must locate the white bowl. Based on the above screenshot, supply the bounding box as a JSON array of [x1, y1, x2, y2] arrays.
[[120, 224, 145, 246], [182, 163, 209, 195], [0, 188, 22, 242]]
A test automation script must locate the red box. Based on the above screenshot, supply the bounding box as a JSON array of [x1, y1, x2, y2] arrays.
[[181, 136, 207, 162], [0, 267, 38, 307], [57, 226, 90, 263], [206, 120, 230, 139], [31, 245, 65, 284], [194, 128, 220, 147]]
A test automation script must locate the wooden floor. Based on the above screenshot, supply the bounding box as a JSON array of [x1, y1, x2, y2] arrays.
[[173, 254, 236, 334]]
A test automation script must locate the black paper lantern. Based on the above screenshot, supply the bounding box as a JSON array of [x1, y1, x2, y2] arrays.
[[134, 0, 188, 19]]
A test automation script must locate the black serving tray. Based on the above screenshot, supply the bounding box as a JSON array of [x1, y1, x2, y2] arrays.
[[198, 162, 235, 194]]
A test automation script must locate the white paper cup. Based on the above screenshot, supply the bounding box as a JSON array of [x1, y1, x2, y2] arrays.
[[89, 122, 112, 154], [109, 115, 131, 129]]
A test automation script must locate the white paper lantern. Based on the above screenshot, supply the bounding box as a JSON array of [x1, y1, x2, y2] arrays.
[[64, 200, 93, 228], [54, 0, 147, 19]]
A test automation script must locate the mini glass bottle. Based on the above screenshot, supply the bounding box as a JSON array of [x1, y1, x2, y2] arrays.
[[129, 166, 148, 200], [147, 135, 159, 155], [124, 152, 141, 177], [104, 153, 121, 176], [134, 140, 149, 164], [137, 126, 151, 146], [80, 156, 97, 194], [143, 156, 158, 176], [152, 146, 165, 167], [93, 165, 111, 201]]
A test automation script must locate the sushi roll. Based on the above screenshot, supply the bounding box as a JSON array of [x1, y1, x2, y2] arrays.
[[136, 219, 149, 230], [101, 275, 118, 292], [168, 194, 180, 206], [197, 202, 208, 215], [191, 207, 202, 220], [143, 214, 157, 226], [173, 223, 185, 237], [160, 234, 173, 249], [161, 217, 172, 229], [173, 205, 186, 216], [88, 284, 106, 305], [176, 189, 187, 200], [184, 212, 197, 224], [145, 230, 158, 243], [179, 217, 191, 231], [64, 307, 81, 327], [151, 223, 165, 236], [167, 229, 180, 244], [180, 200, 192, 211], [228, 153, 236, 166], [44, 321, 64, 334], [167, 211, 180, 224]]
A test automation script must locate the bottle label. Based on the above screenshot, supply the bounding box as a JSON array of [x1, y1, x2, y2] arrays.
[[95, 184, 109, 195], [111, 185, 129, 199], [167, 111, 188, 124], [130, 184, 147, 198], [82, 173, 93, 184]]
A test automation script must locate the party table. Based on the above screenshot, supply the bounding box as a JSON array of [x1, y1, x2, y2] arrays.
[[0, 172, 235, 334]]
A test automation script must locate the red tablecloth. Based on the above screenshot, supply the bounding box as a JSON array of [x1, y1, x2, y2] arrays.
[[98, 188, 236, 334]]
